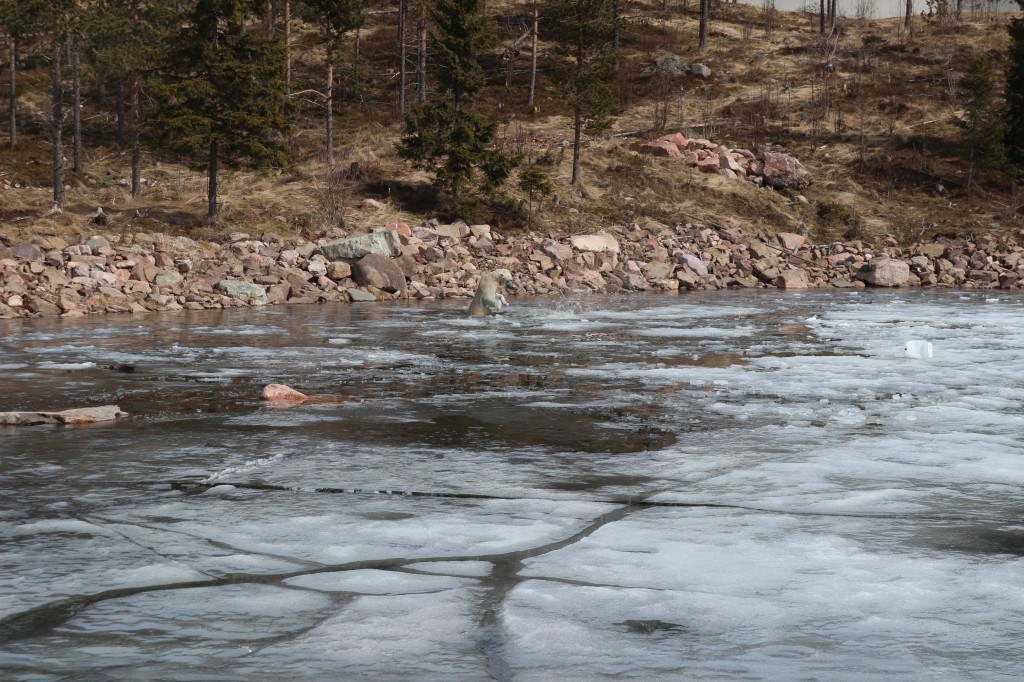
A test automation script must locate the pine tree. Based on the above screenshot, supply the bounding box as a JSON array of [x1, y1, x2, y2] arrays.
[[398, 0, 514, 212], [82, 1, 175, 197], [298, 0, 363, 166], [0, 0, 50, 151], [1006, 2, 1024, 176], [545, 0, 619, 185], [47, 0, 76, 207], [955, 56, 1004, 201], [147, 0, 291, 222]]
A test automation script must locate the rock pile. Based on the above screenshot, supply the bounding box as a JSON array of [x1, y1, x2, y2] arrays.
[[633, 133, 811, 190], [1, 221, 1021, 318]]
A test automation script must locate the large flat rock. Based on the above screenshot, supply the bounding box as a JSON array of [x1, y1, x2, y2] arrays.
[[318, 231, 402, 260], [0, 405, 129, 426]]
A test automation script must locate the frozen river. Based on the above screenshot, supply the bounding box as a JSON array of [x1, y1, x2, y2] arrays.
[[1, 290, 1022, 680]]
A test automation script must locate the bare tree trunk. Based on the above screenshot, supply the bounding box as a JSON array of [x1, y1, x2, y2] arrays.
[[955, 0, 962, 21], [326, 63, 334, 166], [612, 0, 620, 49], [131, 77, 141, 198], [829, 0, 836, 28], [528, 3, 538, 107], [208, 139, 218, 221], [819, 0, 825, 32], [116, 80, 126, 145], [571, 105, 581, 185], [398, 0, 407, 114], [905, 0, 913, 31], [284, 0, 291, 92], [417, 1, 427, 104], [52, 39, 66, 207], [71, 39, 82, 173], [266, 0, 274, 37], [699, 0, 709, 51], [8, 36, 16, 151]]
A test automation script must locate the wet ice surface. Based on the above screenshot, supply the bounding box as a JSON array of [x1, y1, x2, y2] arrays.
[[1, 290, 1023, 680]]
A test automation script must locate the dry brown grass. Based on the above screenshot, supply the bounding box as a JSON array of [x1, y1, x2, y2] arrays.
[[1, 3, 1020, 246]]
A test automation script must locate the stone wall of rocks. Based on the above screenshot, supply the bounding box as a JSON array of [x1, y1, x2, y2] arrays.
[[1, 220, 1021, 318]]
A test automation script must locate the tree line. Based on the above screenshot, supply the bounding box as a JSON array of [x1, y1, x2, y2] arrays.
[[2, 0, 1024, 223], [0, 0, 624, 222]]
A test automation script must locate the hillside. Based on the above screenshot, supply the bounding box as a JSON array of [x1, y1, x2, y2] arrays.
[[1, 3, 1021, 248]]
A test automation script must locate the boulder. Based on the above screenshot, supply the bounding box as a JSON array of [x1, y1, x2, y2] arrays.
[[0, 405, 128, 426], [154, 269, 182, 287], [11, 243, 44, 262], [326, 261, 352, 280], [261, 384, 309, 402], [659, 132, 688, 148], [718, 150, 743, 174], [776, 232, 806, 251], [216, 280, 270, 305], [696, 155, 720, 174], [679, 253, 708, 276], [761, 152, 812, 190], [347, 288, 379, 302], [318, 231, 402, 260], [352, 253, 408, 294], [570, 233, 620, 254], [776, 268, 810, 290], [645, 54, 688, 76], [635, 139, 682, 158], [855, 258, 910, 287], [691, 63, 711, 78]]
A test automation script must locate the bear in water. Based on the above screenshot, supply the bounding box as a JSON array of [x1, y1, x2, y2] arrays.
[[468, 269, 514, 316]]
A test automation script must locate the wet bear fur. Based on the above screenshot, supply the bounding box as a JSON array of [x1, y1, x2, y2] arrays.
[[468, 269, 513, 316]]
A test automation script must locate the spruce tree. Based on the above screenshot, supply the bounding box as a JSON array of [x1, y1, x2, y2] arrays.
[[398, 0, 513, 212], [147, 0, 291, 222], [545, 0, 618, 185]]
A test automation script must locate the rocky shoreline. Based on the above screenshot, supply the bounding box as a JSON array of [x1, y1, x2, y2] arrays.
[[1, 219, 1022, 319]]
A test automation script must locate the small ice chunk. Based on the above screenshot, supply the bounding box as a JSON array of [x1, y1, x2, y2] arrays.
[[904, 340, 934, 359]]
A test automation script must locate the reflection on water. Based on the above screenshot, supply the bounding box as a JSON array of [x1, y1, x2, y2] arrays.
[[1, 289, 1023, 680]]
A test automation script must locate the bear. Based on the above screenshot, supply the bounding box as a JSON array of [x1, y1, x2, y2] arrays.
[[468, 269, 514, 316]]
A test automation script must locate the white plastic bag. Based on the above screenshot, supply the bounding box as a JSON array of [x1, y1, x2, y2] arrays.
[[904, 340, 934, 359]]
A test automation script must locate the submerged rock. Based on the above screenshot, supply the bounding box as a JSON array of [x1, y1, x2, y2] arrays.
[[261, 384, 310, 402]]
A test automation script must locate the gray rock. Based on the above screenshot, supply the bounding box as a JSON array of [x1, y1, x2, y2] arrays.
[[679, 253, 708, 277], [154, 270, 182, 287], [87, 235, 111, 250], [644, 54, 688, 76], [691, 63, 711, 78], [348, 288, 379, 302], [216, 280, 270, 305], [11, 243, 44, 262], [318, 231, 402, 260]]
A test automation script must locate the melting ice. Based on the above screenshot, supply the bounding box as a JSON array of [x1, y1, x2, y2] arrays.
[[0, 290, 1022, 680]]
